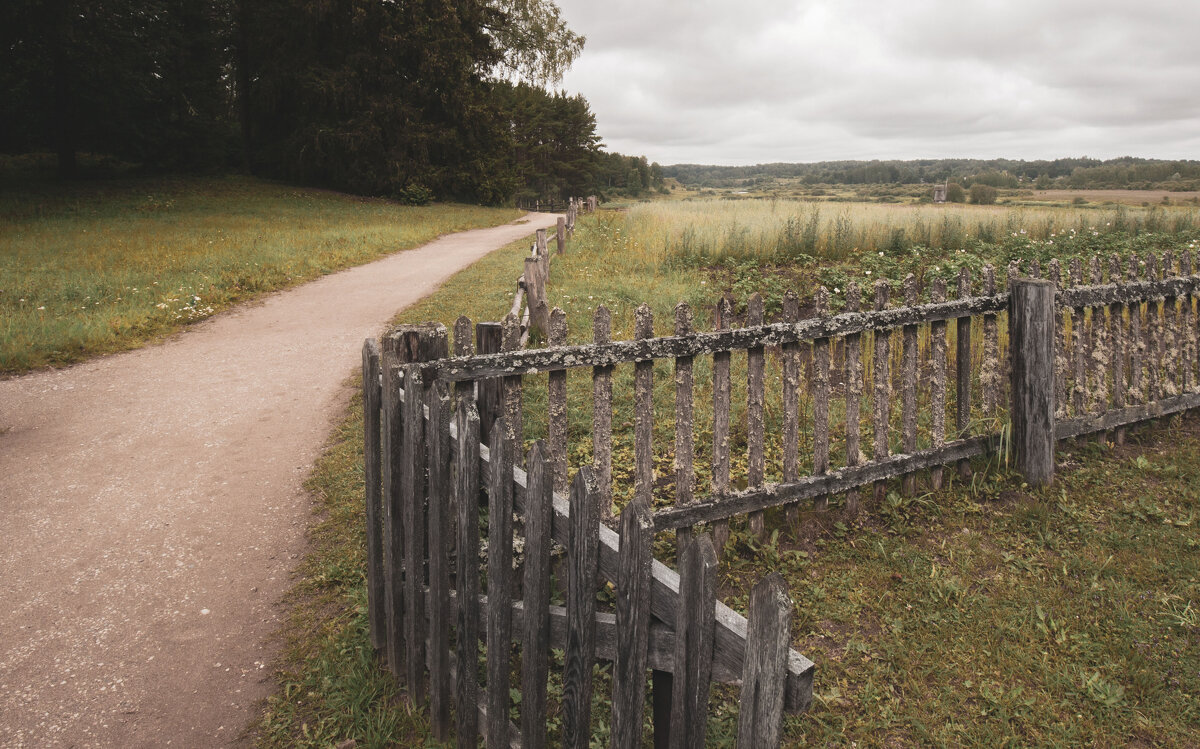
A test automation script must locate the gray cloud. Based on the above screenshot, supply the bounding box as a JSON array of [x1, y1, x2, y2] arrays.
[[553, 0, 1200, 164]]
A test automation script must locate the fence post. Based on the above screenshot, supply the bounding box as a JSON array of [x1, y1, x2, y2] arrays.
[[524, 256, 548, 340], [737, 572, 793, 748], [1010, 278, 1056, 486], [362, 339, 385, 653], [557, 216, 566, 254]]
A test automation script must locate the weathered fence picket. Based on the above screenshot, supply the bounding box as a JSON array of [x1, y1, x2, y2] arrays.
[[401, 363, 428, 704], [812, 288, 832, 510], [669, 534, 717, 749], [548, 309, 569, 492], [900, 275, 918, 495], [712, 298, 733, 554], [737, 572, 794, 747], [427, 380, 452, 738], [748, 293, 768, 533], [362, 340, 385, 653], [872, 280, 891, 500], [453, 402, 481, 748], [635, 305, 655, 508], [955, 267, 972, 480], [521, 442, 553, 749], [563, 467, 600, 749], [782, 291, 803, 521], [593, 306, 614, 517], [674, 302, 695, 549], [1110, 255, 1128, 443], [486, 418, 515, 748], [844, 283, 864, 511], [981, 265, 1000, 414], [929, 278, 947, 490], [611, 499, 654, 747]]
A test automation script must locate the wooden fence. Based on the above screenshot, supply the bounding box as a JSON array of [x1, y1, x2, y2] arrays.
[[505, 197, 594, 344], [364, 246, 1200, 746], [363, 326, 811, 747], [424, 251, 1200, 528]]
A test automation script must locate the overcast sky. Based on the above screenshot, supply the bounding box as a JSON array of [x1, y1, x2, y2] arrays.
[[552, 0, 1200, 166]]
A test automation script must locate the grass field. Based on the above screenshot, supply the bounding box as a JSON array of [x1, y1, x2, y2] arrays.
[[0, 176, 519, 374], [262, 206, 1199, 746]]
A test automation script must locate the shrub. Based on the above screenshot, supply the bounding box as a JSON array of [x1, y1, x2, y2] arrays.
[[970, 184, 998, 205], [396, 183, 434, 206], [946, 183, 966, 203]]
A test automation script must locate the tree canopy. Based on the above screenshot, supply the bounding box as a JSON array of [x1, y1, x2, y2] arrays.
[[1, 0, 653, 204]]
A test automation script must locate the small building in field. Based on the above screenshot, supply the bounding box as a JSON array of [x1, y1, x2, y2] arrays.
[[933, 183, 947, 203]]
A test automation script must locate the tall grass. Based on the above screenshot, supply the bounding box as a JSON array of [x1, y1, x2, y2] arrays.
[[0, 176, 520, 373], [621, 198, 1200, 267]]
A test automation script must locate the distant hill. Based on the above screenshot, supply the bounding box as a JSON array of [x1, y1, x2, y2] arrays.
[[662, 157, 1200, 191]]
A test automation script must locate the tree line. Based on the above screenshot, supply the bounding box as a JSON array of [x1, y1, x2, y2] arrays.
[[0, 0, 661, 204], [666, 157, 1200, 191]]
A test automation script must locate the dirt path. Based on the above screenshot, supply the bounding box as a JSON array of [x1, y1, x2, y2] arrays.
[[0, 213, 559, 748]]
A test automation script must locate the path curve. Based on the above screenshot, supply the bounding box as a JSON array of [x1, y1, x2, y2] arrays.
[[0, 213, 560, 748]]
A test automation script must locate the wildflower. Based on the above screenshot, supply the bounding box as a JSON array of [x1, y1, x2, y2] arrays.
[[833, 287, 841, 294], [878, 252, 884, 257], [865, 270, 872, 276], [37, 306, 45, 310]]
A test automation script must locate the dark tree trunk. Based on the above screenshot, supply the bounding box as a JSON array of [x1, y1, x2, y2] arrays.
[[234, 0, 253, 170], [51, 0, 76, 178]]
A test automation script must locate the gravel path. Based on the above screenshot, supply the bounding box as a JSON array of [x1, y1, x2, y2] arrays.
[[0, 213, 559, 748]]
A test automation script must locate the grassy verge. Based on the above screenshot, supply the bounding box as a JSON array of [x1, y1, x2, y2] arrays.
[[0, 175, 519, 374], [253, 235, 544, 747], [263, 210, 1198, 746]]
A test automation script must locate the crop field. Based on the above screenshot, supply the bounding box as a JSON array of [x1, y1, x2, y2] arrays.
[[0, 176, 519, 373], [1029, 189, 1200, 206], [266, 200, 1199, 746]]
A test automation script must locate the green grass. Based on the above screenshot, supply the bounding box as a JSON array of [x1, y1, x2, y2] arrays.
[[263, 211, 1199, 746], [719, 429, 1200, 746], [0, 175, 519, 373]]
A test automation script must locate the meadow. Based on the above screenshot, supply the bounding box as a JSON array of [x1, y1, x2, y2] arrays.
[[0, 176, 519, 373], [264, 198, 1199, 746]]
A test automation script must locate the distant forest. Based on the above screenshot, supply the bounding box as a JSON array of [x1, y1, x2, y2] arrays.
[[0, 1, 663, 204], [665, 158, 1200, 191]]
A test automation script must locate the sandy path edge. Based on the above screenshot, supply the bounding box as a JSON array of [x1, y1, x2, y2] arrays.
[[0, 213, 559, 748]]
